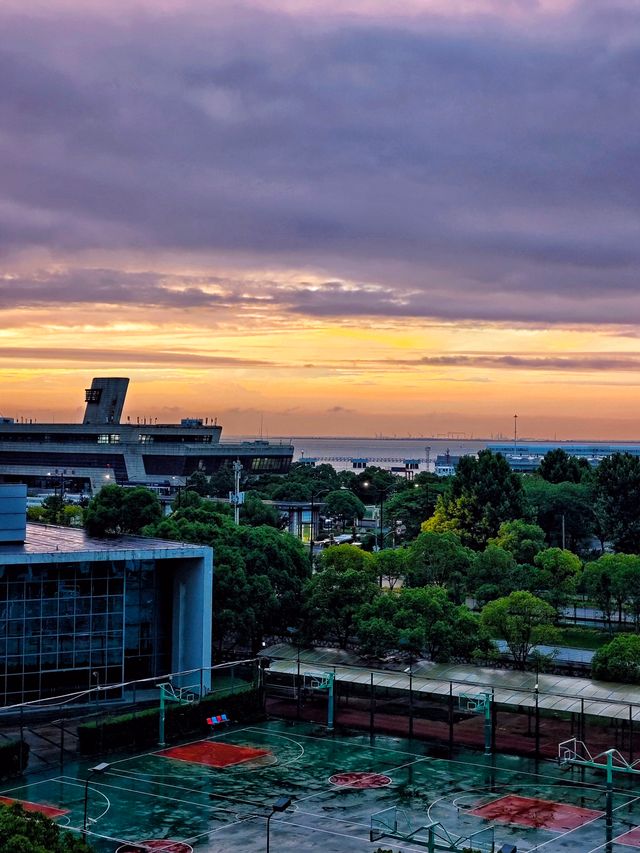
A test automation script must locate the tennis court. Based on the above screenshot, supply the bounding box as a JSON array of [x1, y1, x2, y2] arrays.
[[5, 719, 640, 851]]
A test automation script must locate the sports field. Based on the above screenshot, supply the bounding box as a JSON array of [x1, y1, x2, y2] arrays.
[[4, 719, 640, 852]]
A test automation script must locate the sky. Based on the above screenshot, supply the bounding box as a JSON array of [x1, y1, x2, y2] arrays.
[[2, 0, 640, 439]]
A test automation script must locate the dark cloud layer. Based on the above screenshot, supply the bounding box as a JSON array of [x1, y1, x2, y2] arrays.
[[1, 1, 640, 325]]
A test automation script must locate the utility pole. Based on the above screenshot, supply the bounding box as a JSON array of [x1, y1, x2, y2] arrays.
[[513, 414, 518, 452]]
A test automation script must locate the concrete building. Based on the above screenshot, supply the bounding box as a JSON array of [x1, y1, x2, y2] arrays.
[[0, 485, 212, 707], [0, 377, 293, 494]]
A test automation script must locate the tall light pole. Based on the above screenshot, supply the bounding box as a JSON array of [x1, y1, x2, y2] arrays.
[[309, 488, 330, 562], [266, 796, 292, 853], [83, 762, 110, 835]]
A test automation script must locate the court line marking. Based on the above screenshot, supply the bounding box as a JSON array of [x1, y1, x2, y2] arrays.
[[106, 725, 255, 770], [108, 730, 302, 782], [528, 795, 640, 852], [55, 779, 111, 825]]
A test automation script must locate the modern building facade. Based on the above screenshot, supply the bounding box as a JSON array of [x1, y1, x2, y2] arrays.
[[0, 485, 212, 707], [0, 377, 293, 494]]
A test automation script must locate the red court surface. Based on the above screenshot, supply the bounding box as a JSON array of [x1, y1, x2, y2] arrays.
[[0, 796, 69, 819], [116, 841, 193, 853], [329, 771, 392, 789], [469, 794, 604, 831], [618, 826, 640, 848], [157, 741, 271, 768]]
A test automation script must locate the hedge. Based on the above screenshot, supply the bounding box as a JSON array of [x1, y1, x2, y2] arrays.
[[78, 684, 263, 754], [0, 739, 29, 780]]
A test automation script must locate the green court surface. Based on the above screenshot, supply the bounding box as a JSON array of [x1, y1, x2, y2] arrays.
[[4, 720, 640, 852]]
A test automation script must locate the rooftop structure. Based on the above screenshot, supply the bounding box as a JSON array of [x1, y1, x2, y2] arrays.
[[0, 377, 293, 493], [0, 485, 212, 706]]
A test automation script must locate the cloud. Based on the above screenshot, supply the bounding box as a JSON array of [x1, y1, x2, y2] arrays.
[[0, 1, 639, 328]]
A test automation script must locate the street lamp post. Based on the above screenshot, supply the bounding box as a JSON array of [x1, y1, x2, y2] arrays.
[[309, 488, 330, 562], [83, 762, 110, 835], [266, 796, 292, 853]]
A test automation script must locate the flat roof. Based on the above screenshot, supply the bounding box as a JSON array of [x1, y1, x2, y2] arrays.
[[0, 523, 210, 563]]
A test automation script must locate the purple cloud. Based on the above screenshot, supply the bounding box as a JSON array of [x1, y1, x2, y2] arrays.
[[0, 1, 639, 326]]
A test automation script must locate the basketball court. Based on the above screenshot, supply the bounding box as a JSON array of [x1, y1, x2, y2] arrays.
[[5, 719, 640, 851]]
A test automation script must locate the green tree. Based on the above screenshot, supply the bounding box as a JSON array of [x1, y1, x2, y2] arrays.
[[582, 554, 640, 630], [468, 544, 516, 605], [424, 450, 526, 548], [481, 591, 559, 669], [595, 453, 640, 553], [303, 567, 379, 648], [383, 477, 447, 542], [240, 494, 282, 528], [356, 587, 489, 662], [405, 531, 474, 602], [533, 547, 582, 610], [0, 803, 90, 853], [143, 495, 310, 651], [538, 449, 590, 484], [84, 485, 162, 536], [523, 477, 596, 553], [322, 489, 366, 529], [371, 547, 408, 590], [592, 635, 640, 683], [318, 544, 375, 576], [490, 520, 546, 565]]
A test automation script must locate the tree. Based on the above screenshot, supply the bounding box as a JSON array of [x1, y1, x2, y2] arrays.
[[303, 567, 379, 648], [84, 485, 162, 536], [240, 494, 282, 528], [0, 803, 90, 853], [538, 449, 590, 484], [143, 494, 310, 652], [371, 547, 408, 590], [322, 490, 366, 529], [355, 587, 489, 662], [383, 477, 447, 542], [318, 544, 375, 576], [592, 635, 640, 683], [582, 554, 640, 630], [533, 547, 582, 611], [523, 477, 596, 553], [481, 591, 559, 669], [405, 531, 474, 602], [468, 544, 516, 605], [489, 520, 546, 565], [595, 453, 640, 553], [423, 450, 526, 549]]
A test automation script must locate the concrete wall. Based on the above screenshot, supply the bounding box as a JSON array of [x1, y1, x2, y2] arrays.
[[0, 483, 27, 543], [172, 552, 213, 693]]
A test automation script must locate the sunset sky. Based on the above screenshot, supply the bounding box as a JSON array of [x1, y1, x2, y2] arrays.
[[2, 0, 640, 438]]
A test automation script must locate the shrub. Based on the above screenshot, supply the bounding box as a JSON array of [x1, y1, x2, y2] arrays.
[[0, 802, 90, 852], [0, 740, 29, 781], [78, 686, 262, 754], [592, 635, 640, 683]]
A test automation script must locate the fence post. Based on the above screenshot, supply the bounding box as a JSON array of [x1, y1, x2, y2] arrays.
[[369, 672, 375, 738], [491, 688, 496, 754], [535, 688, 540, 759], [630, 705, 634, 764], [448, 682, 454, 755], [59, 720, 64, 771]]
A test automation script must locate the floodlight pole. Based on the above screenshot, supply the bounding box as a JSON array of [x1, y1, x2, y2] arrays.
[[159, 685, 166, 747], [266, 796, 292, 853], [484, 692, 492, 756], [327, 672, 335, 732], [82, 762, 110, 836]]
